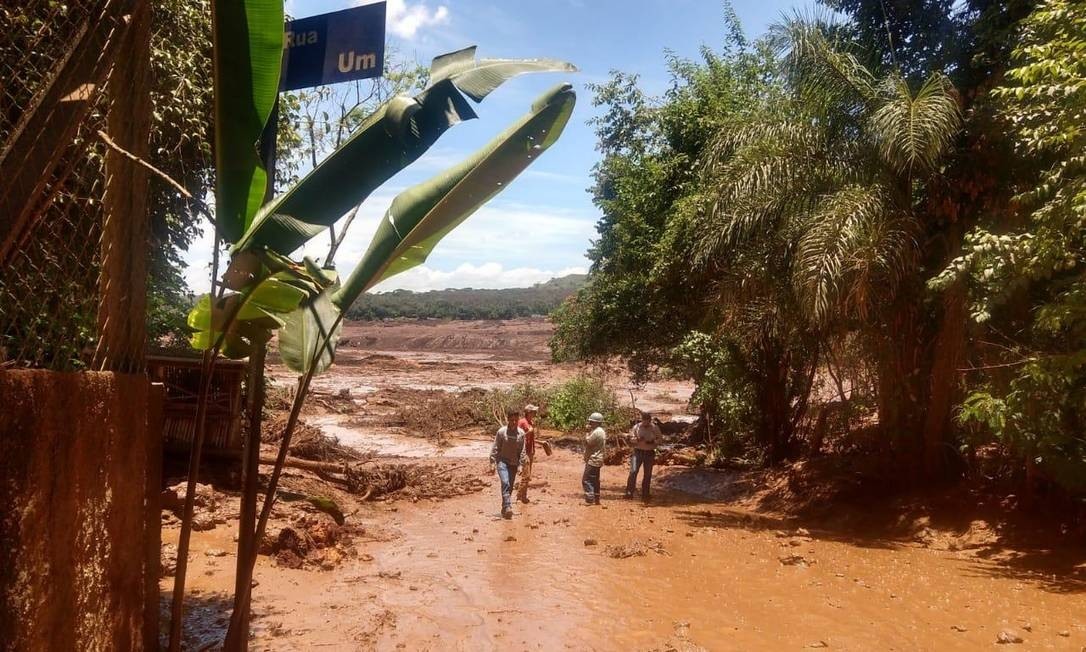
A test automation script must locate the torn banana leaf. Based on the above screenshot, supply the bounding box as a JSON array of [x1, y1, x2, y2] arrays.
[[426, 45, 579, 102], [332, 82, 577, 309], [231, 48, 575, 257]]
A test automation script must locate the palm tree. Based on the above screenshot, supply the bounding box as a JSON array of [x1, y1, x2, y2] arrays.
[[694, 15, 962, 475]]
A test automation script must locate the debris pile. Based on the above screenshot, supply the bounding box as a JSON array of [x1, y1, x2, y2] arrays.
[[604, 539, 669, 558], [260, 513, 358, 570], [345, 462, 488, 501], [262, 414, 365, 463], [387, 387, 492, 437]]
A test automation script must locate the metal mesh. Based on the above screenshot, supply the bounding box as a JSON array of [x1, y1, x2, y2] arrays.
[[0, 1, 118, 370], [0, 2, 91, 144]]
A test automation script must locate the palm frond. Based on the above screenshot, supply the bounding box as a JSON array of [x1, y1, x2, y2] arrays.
[[842, 206, 919, 322], [770, 14, 878, 108], [793, 184, 917, 324], [869, 73, 961, 176], [696, 110, 860, 268]]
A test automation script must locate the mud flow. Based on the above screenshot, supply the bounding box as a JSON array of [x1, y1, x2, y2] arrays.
[[165, 319, 1085, 651]]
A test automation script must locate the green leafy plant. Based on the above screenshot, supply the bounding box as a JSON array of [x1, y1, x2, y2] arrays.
[[546, 375, 635, 432], [936, 0, 1086, 494]]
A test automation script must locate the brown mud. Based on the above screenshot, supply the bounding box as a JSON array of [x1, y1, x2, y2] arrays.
[[164, 319, 1086, 651]]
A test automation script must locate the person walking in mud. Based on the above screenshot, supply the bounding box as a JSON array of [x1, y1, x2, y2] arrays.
[[516, 404, 539, 504], [582, 412, 606, 505], [490, 408, 528, 519], [625, 410, 660, 502]]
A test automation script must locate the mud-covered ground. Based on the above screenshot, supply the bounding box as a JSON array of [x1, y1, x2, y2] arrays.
[[164, 319, 1086, 651]]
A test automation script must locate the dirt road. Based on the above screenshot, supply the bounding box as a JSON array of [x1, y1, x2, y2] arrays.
[[167, 319, 1085, 650]]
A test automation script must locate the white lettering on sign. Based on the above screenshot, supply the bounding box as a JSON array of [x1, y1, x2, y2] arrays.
[[337, 51, 378, 73], [285, 30, 318, 48]]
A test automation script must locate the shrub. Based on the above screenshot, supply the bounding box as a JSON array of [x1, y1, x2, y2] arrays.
[[482, 383, 550, 426], [545, 374, 636, 432]]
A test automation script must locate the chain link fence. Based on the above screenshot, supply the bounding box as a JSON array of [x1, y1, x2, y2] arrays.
[[0, 1, 136, 371]]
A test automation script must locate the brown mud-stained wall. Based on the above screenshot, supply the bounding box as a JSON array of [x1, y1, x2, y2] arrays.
[[0, 370, 162, 651]]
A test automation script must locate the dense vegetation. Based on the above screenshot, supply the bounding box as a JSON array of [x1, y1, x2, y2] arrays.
[[345, 274, 584, 321], [552, 0, 1085, 496]]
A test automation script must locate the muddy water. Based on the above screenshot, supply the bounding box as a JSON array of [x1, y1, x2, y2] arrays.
[[171, 445, 1085, 650], [317, 452, 1083, 651], [310, 414, 493, 458]]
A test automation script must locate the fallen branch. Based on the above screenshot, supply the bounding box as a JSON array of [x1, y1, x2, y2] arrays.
[[436, 420, 475, 435], [97, 129, 192, 198], [258, 453, 373, 474]]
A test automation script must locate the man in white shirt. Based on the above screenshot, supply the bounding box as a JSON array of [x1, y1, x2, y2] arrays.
[[625, 410, 660, 502], [582, 412, 606, 505]]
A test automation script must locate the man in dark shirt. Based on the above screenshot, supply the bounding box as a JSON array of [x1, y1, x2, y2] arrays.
[[489, 409, 527, 519]]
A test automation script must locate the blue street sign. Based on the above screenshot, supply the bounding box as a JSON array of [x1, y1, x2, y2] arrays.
[[281, 3, 386, 91]]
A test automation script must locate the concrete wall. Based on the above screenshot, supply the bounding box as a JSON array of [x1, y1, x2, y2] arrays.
[[0, 370, 162, 651]]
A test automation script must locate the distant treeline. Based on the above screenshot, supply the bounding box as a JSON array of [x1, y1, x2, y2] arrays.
[[345, 274, 585, 321]]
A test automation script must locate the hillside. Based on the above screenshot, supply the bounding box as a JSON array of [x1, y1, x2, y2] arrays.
[[344, 274, 586, 321]]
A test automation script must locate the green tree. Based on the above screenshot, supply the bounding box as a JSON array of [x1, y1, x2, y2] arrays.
[[934, 0, 1086, 493], [551, 12, 821, 463], [691, 17, 962, 471]]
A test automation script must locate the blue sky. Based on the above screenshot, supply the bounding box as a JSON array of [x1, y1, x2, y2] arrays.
[[184, 0, 807, 293]]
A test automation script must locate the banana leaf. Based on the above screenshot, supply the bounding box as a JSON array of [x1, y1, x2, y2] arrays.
[[213, 0, 284, 243], [332, 82, 577, 309], [427, 45, 579, 102], [231, 48, 576, 257], [187, 266, 330, 360], [278, 284, 343, 375]]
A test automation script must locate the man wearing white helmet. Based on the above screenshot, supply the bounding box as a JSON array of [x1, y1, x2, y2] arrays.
[[582, 412, 606, 505]]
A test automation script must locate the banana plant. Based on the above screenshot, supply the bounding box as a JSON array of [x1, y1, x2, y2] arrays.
[[188, 46, 577, 357], [276, 82, 577, 374], [180, 5, 578, 650]]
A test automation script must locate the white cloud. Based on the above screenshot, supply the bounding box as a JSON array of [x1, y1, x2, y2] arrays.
[[181, 218, 222, 295], [181, 196, 597, 296], [371, 262, 587, 292], [366, 0, 450, 40]]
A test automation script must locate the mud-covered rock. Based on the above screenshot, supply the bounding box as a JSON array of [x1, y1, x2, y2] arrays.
[[191, 513, 217, 531], [779, 554, 813, 567], [303, 516, 341, 548], [161, 543, 178, 577], [276, 526, 314, 559], [275, 549, 305, 569], [260, 513, 352, 570], [163, 481, 217, 514]]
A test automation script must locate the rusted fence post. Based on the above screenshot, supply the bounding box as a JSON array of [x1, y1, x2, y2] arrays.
[[94, 1, 153, 373]]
